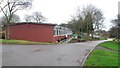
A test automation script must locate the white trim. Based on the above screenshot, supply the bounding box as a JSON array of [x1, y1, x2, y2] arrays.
[[53, 35, 65, 37]]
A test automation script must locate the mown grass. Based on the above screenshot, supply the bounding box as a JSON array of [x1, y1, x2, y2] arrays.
[[98, 41, 120, 51], [84, 41, 119, 66], [98, 37, 107, 40], [84, 49, 119, 66], [0, 39, 54, 45]]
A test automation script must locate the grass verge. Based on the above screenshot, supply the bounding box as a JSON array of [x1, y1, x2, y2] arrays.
[[98, 37, 107, 40], [84, 49, 119, 66], [98, 41, 120, 51], [84, 41, 119, 66], [0, 39, 54, 45]]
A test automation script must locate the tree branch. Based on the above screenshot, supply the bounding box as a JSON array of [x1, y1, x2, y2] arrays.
[[0, 6, 9, 23], [0, 0, 3, 5]]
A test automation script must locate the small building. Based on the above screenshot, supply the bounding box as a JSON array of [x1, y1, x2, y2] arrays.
[[5, 23, 72, 42], [53, 25, 72, 42]]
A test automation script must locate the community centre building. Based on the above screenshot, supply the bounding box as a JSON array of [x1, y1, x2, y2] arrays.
[[5, 23, 72, 42]]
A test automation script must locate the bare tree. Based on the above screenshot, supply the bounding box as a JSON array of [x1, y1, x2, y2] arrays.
[[82, 5, 104, 31], [24, 11, 46, 23], [67, 5, 104, 39], [80, 5, 104, 39], [0, 0, 3, 5], [0, 14, 20, 25], [32, 12, 46, 23], [0, 0, 32, 39], [24, 14, 33, 22], [84, 12, 92, 38], [11, 14, 20, 23]]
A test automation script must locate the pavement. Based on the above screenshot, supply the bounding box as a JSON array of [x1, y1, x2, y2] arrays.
[[63, 37, 73, 43], [2, 40, 108, 66]]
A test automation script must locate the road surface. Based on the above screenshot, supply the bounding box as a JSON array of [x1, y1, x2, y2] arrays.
[[0, 44, 2, 67], [2, 40, 108, 66]]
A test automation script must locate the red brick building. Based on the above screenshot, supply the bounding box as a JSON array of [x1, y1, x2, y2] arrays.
[[6, 23, 72, 42]]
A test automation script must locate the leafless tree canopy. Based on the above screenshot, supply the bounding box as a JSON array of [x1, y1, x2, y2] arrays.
[[24, 11, 46, 23], [0, 0, 32, 22], [24, 14, 33, 22], [32, 12, 46, 23], [0, 14, 20, 25], [81, 5, 104, 30]]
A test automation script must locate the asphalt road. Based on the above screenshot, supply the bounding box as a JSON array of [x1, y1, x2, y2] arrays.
[[2, 40, 108, 66], [0, 44, 2, 67]]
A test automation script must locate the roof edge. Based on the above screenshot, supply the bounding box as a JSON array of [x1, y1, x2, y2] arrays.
[[11, 22, 57, 26]]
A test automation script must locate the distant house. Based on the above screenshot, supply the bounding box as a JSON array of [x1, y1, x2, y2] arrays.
[[5, 23, 72, 42], [94, 30, 108, 37]]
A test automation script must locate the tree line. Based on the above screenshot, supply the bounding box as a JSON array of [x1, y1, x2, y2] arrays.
[[60, 5, 104, 39], [109, 14, 120, 41]]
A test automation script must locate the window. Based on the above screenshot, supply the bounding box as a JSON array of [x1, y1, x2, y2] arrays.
[[57, 30, 59, 35]]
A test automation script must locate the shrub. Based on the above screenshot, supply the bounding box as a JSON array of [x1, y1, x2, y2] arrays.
[[113, 39, 115, 41], [2, 33, 5, 39]]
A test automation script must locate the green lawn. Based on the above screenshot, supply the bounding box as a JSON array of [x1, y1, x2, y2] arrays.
[[84, 49, 119, 66], [98, 41, 120, 51], [98, 37, 107, 40], [0, 39, 54, 45], [84, 41, 119, 66]]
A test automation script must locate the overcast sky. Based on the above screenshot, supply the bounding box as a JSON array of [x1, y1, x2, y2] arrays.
[[1, 0, 120, 31]]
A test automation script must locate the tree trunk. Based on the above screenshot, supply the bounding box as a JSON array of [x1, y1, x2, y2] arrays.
[[91, 31, 93, 39], [6, 23, 10, 40], [7, 25, 10, 40]]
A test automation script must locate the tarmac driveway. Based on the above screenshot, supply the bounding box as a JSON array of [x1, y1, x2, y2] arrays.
[[2, 40, 108, 66]]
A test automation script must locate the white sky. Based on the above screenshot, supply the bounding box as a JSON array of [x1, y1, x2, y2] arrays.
[[1, 0, 120, 31]]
